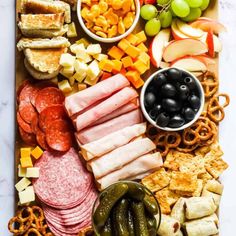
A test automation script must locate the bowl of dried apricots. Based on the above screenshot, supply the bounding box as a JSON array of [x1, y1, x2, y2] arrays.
[[77, 0, 140, 43]]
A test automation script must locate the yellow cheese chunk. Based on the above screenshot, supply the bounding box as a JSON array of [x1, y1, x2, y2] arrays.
[[84, 74, 100, 86], [133, 59, 148, 74], [108, 46, 125, 60], [70, 43, 86, 54], [118, 38, 130, 51], [76, 38, 90, 48], [62, 66, 75, 75], [135, 31, 147, 44], [74, 60, 88, 74], [20, 148, 31, 159], [18, 165, 26, 177], [78, 83, 87, 91], [67, 22, 77, 38], [31, 146, 43, 159], [112, 60, 122, 72], [126, 33, 139, 45], [58, 80, 72, 93], [138, 52, 150, 65], [26, 167, 40, 178], [87, 60, 100, 80], [19, 186, 35, 205], [93, 54, 108, 62], [86, 44, 102, 55], [137, 43, 148, 53], [71, 72, 87, 83], [15, 177, 31, 192], [125, 45, 141, 59], [20, 157, 33, 168], [121, 56, 133, 68], [60, 68, 73, 79], [99, 59, 114, 72], [60, 53, 76, 67]]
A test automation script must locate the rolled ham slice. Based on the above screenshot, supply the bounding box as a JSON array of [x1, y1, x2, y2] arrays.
[[65, 73, 129, 117], [75, 87, 138, 131], [81, 123, 146, 161], [75, 109, 143, 145], [88, 137, 156, 179], [97, 152, 163, 190], [93, 98, 139, 126]]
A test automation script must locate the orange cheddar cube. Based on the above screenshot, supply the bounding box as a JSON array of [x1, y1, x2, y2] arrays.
[[31, 146, 43, 159], [100, 72, 112, 81], [132, 78, 145, 89], [135, 31, 147, 44], [133, 59, 149, 74], [112, 60, 123, 72], [108, 46, 125, 60], [126, 34, 139, 45], [138, 52, 150, 65], [20, 148, 31, 159], [20, 157, 33, 168], [121, 56, 133, 68], [118, 39, 130, 51], [99, 59, 114, 72], [126, 45, 141, 59], [126, 70, 140, 83], [137, 43, 148, 52]]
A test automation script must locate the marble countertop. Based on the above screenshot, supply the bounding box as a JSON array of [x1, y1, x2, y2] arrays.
[[1, 0, 236, 235]]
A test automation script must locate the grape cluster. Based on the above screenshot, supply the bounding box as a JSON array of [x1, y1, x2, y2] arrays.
[[140, 0, 210, 36]]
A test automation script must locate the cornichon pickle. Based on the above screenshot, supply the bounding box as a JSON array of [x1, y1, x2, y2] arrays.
[[146, 216, 157, 236], [131, 201, 149, 236], [112, 199, 129, 236], [100, 217, 112, 236], [93, 183, 128, 228], [127, 209, 135, 236], [126, 182, 145, 201], [143, 195, 158, 215]]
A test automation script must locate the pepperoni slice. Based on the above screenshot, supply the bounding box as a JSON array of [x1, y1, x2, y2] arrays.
[[31, 115, 39, 134], [18, 101, 38, 124], [19, 127, 36, 145], [39, 105, 67, 132], [35, 87, 65, 113], [17, 112, 33, 133], [45, 119, 72, 152], [36, 129, 50, 150], [17, 80, 30, 104]]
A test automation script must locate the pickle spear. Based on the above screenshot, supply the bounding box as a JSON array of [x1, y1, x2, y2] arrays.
[[100, 217, 112, 236], [146, 215, 157, 236], [127, 209, 135, 236], [93, 183, 128, 228], [143, 195, 158, 216], [126, 182, 145, 201]]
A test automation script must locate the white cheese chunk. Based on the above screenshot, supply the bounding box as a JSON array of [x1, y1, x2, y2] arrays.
[[67, 22, 77, 38], [93, 53, 108, 61], [74, 60, 88, 74], [58, 80, 72, 93], [76, 51, 92, 63], [26, 167, 40, 178], [70, 43, 86, 54], [62, 65, 74, 75], [86, 44, 102, 55], [87, 60, 100, 80], [15, 177, 31, 192], [19, 186, 35, 205], [60, 53, 76, 67], [18, 165, 26, 177], [71, 72, 87, 83]]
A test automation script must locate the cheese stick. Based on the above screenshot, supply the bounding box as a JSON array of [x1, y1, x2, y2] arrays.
[[81, 123, 146, 161], [97, 152, 163, 190], [89, 138, 156, 179]]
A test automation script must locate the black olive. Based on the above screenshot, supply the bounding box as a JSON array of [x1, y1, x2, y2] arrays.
[[166, 68, 182, 81], [161, 83, 177, 98], [178, 84, 190, 100], [153, 73, 167, 87], [184, 77, 196, 90], [144, 92, 156, 108], [162, 98, 181, 113], [168, 114, 185, 128], [188, 95, 201, 110], [156, 112, 170, 127], [182, 107, 195, 121], [149, 108, 159, 120]]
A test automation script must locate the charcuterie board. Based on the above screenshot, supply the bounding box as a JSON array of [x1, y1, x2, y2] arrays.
[[11, 0, 230, 235]]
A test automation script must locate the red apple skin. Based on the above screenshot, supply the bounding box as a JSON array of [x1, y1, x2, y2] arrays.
[[139, 0, 144, 6], [171, 29, 184, 40], [195, 55, 215, 66], [144, 0, 156, 4], [206, 30, 215, 58]]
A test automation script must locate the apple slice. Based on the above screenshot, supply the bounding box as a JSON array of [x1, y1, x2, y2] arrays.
[[194, 55, 215, 67], [176, 19, 204, 38], [200, 33, 222, 53], [171, 56, 207, 72], [206, 30, 215, 57], [159, 61, 170, 69], [149, 29, 171, 67], [171, 19, 189, 40], [192, 71, 205, 77], [162, 38, 208, 62]]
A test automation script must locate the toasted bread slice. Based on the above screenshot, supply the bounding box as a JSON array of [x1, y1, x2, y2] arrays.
[[24, 47, 67, 73], [17, 37, 70, 51], [21, 0, 71, 23], [19, 13, 64, 30], [24, 58, 59, 80]]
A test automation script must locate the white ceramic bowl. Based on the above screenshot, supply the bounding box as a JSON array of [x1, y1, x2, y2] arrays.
[[140, 68, 205, 132], [77, 0, 140, 43]]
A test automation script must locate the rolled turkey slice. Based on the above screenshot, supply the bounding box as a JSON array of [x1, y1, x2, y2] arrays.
[[97, 152, 163, 190], [81, 123, 146, 161], [88, 137, 156, 179], [75, 109, 143, 145], [65, 73, 129, 117], [75, 87, 138, 131]]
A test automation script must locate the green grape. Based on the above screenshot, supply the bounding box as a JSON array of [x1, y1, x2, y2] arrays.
[[159, 10, 173, 28], [171, 0, 190, 17], [200, 0, 210, 10], [157, 0, 170, 6], [181, 7, 202, 22], [170, 6, 177, 17], [145, 18, 161, 37], [185, 0, 203, 8], [140, 4, 158, 21]]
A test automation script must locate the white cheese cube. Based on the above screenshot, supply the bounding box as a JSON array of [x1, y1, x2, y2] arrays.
[[26, 167, 40, 178], [84, 74, 100, 86], [76, 52, 92, 63], [19, 186, 35, 205], [74, 60, 88, 74], [15, 177, 31, 192], [71, 72, 87, 83], [87, 60, 100, 80], [67, 22, 77, 38], [60, 53, 76, 67], [70, 43, 86, 54], [62, 66, 74, 75], [86, 44, 102, 55], [18, 165, 26, 177], [93, 53, 108, 61], [58, 80, 72, 93]]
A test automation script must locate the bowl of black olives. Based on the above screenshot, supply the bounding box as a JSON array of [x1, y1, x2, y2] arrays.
[[140, 67, 205, 131]]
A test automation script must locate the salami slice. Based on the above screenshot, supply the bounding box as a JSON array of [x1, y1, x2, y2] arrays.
[[18, 101, 38, 124], [39, 105, 67, 132], [35, 87, 65, 113], [19, 127, 36, 145], [45, 119, 72, 152], [17, 112, 33, 133], [36, 129, 50, 151]]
